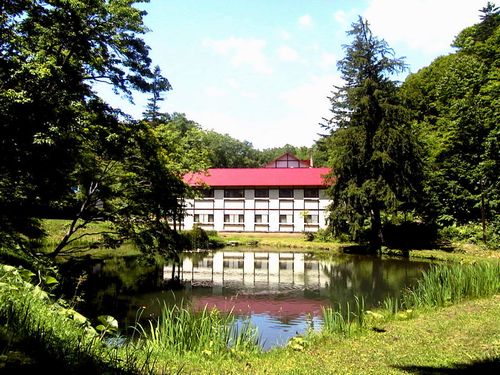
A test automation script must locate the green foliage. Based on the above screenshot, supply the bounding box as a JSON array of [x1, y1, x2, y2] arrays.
[[0, 264, 156, 374], [322, 17, 424, 250], [321, 296, 365, 337], [136, 301, 261, 357], [438, 221, 500, 247], [0, 0, 170, 258], [401, 261, 500, 309], [201, 130, 262, 168], [401, 6, 499, 245]]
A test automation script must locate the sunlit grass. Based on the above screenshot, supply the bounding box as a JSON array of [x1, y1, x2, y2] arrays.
[[401, 261, 500, 309], [135, 301, 261, 357]]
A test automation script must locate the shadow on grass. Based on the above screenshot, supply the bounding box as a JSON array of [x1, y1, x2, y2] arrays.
[[394, 357, 500, 374]]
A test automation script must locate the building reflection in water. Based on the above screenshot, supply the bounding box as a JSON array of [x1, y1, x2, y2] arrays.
[[163, 251, 334, 318], [161, 250, 428, 349]]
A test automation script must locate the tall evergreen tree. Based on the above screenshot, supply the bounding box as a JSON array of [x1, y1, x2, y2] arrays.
[[323, 17, 424, 251], [142, 65, 172, 123]]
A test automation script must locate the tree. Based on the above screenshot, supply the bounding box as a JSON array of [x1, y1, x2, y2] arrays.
[[400, 4, 499, 243], [0, 0, 170, 254], [201, 131, 261, 168], [322, 17, 424, 251], [142, 65, 172, 123]]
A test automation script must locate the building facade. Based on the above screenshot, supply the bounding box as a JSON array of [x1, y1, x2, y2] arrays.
[[182, 153, 331, 233]]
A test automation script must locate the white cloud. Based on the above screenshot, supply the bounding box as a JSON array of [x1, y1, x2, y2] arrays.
[[333, 10, 348, 26], [278, 74, 343, 142], [319, 52, 337, 70], [298, 14, 313, 28], [278, 30, 292, 40], [277, 45, 299, 62], [204, 86, 227, 97], [226, 78, 240, 89], [203, 37, 273, 74], [280, 74, 340, 113], [364, 0, 486, 55]]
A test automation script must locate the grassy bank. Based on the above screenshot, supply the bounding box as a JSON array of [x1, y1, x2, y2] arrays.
[[149, 261, 500, 374], [180, 295, 499, 374]]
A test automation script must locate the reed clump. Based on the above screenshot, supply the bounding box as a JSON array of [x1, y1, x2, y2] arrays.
[[136, 301, 261, 357], [321, 296, 365, 337], [401, 261, 500, 309], [321, 261, 500, 338]]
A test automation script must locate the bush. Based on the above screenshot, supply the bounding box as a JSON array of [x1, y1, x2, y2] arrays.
[[439, 221, 500, 247]]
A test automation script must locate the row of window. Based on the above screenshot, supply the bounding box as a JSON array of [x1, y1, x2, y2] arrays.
[[201, 188, 320, 199], [193, 214, 319, 224]]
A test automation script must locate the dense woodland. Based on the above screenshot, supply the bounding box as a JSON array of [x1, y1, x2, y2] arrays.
[[0, 1, 498, 267]]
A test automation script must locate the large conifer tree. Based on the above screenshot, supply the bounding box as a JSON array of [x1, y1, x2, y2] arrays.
[[323, 17, 424, 251]]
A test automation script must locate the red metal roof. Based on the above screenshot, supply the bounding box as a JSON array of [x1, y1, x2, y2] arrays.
[[184, 167, 331, 187]]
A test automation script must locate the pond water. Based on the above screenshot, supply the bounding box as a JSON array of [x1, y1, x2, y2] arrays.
[[61, 248, 431, 350]]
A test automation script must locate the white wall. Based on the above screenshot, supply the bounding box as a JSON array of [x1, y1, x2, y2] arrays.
[[183, 187, 329, 233]]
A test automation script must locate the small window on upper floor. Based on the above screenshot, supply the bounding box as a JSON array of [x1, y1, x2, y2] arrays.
[[304, 188, 319, 198], [254, 189, 269, 198], [202, 189, 215, 198], [279, 188, 294, 198], [224, 189, 245, 198]]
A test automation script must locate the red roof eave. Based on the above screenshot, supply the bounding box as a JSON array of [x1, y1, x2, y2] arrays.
[[183, 168, 331, 188]]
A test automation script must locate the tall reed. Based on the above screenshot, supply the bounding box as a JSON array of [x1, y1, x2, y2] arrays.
[[136, 301, 261, 356], [321, 296, 365, 337], [401, 261, 500, 309]]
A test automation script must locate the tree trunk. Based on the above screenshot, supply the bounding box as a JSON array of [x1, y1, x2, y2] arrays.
[[369, 206, 383, 253]]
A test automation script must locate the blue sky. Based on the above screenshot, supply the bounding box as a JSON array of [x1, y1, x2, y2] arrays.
[[97, 0, 488, 149]]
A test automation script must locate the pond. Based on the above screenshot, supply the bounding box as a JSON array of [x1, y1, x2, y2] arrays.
[[60, 248, 431, 350]]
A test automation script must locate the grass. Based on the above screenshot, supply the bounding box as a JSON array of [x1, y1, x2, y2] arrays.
[[135, 301, 261, 357], [0, 264, 155, 374], [401, 261, 500, 309], [146, 261, 500, 373], [1, 259, 499, 374], [216, 232, 348, 252], [40, 219, 141, 258], [146, 295, 500, 374]]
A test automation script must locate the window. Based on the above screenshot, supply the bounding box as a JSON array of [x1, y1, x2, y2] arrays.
[[255, 214, 268, 223], [279, 188, 294, 198], [304, 188, 319, 198], [304, 214, 319, 224], [280, 214, 293, 223], [195, 214, 214, 223], [254, 189, 269, 198], [202, 189, 214, 198], [224, 214, 245, 224], [224, 189, 245, 198]]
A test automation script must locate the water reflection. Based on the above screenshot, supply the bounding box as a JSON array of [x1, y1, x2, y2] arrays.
[[62, 249, 431, 350], [160, 249, 430, 348], [164, 250, 428, 316]]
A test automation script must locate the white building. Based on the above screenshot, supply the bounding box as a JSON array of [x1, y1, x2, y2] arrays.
[[182, 153, 331, 233]]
